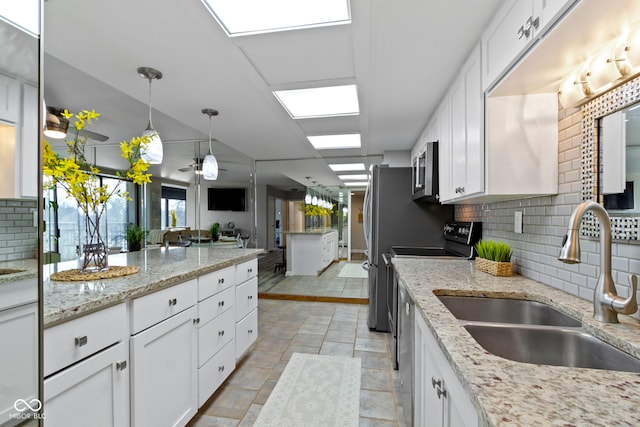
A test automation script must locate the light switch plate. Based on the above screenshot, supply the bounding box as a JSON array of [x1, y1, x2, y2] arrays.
[[514, 211, 523, 234]]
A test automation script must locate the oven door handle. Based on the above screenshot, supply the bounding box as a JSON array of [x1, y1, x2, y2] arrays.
[[382, 253, 392, 267]]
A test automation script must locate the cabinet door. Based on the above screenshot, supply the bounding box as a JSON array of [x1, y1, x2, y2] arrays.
[[535, 0, 575, 33], [235, 276, 257, 321], [44, 341, 129, 427], [450, 76, 466, 198], [20, 84, 38, 198], [437, 98, 453, 202], [482, 0, 535, 90], [236, 308, 257, 360], [463, 45, 484, 197], [0, 74, 20, 123], [414, 313, 444, 427], [0, 303, 38, 424], [130, 306, 197, 427]]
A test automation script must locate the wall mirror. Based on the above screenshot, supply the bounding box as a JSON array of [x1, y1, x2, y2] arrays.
[[582, 75, 640, 240]]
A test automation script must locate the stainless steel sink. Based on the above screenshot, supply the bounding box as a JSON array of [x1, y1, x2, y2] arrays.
[[464, 324, 640, 373], [0, 268, 25, 275], [437, 295, 581, 327]]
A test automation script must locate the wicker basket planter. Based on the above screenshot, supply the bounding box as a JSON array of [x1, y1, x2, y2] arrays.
[[475, 257, 513, 277]]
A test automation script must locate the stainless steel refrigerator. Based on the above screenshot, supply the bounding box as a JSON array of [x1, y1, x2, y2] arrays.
[[363, 165, 453, 331]]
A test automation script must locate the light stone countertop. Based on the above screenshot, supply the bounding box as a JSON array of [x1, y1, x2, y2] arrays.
[[0, 258, 38, 285], [43, 247, 263, 327], [393, 257, 640, 427]]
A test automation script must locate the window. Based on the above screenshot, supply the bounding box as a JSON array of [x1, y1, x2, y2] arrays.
[[161, 186, 187, 229], [45, 176, 137, 261]]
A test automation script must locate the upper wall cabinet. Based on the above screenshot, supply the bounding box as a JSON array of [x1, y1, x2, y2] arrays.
[[482, 0, 578, 91]]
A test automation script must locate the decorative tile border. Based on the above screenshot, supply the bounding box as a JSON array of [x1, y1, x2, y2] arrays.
[[581, 76, 640, 240]]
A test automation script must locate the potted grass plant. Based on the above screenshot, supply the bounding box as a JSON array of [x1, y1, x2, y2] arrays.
[[126, 223, 145, 252], [474, 239, 513, 276]]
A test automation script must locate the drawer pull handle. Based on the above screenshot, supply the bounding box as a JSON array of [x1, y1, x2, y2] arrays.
[[169, 298, 177, 306], [431, 377, 442, 389], [436, 387, 447, 399], [193, 318, 200, 325], [218, 278, 224, 284], [218, 365, 225, 372], [218, 301, 225, 307], [74, 336, 88, 347], [248, 329, 253, 334], [116, 361, 127, 371], [247, 295, 253, 300], [248, 268, 252, 273], [218, 330, 225, 336]]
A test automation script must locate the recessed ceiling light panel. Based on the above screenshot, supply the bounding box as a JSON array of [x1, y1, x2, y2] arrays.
[[274, 85, 359, 119], [345, 181, 368, 187], [338, 174, 368, 180], [202, 0, 351, 37], [329, 163, 365, 172], [308, 134, 361, 150]]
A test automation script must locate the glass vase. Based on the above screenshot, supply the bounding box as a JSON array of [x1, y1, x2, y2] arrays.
[[80, 210, 109, 272]]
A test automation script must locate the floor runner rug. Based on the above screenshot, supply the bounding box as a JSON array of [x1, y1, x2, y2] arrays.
[[337, 262, 368, 279], [254, 353, 361, 427]]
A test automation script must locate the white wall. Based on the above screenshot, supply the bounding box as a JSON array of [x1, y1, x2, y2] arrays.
[[383, 150, 411, 167], [350, 193, 365, 253]]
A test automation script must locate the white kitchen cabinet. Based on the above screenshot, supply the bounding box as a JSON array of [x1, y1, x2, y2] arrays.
[[197, 265, 235, 300], [235, 263, 258, 360], [130, 305, 197, 427], [19, 83, 38, 198], [44, 341, 130, 427], [414, 311, 479, 427], [286, 230, 338, 276], [446, 43, 484, 201], [0, 302, 38, 424], [0, 74, 20, 123], [437, 98, 453, 202], [482, 0, 577, 90]]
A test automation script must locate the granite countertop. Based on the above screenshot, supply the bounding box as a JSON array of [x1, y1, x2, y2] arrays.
[[282, 228, 337, 235], [0, 258, 38, 285], [44, 247, 263, 327], [393, 257, 640, 427]]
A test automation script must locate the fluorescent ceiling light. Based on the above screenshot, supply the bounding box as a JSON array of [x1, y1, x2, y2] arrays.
[[308, 134, 361, 150], [338, 174, 368, 180], [274, 85, 359, 119], [329, 163, 365, 172], [345, 182, 368, 187], [202, 0, 351, 37]]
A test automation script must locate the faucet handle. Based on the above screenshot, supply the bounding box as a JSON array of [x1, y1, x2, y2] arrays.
[[615, 274, 638, 315]]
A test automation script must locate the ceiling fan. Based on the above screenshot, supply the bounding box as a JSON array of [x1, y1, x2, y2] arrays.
[[178, 158, 228, 173], [46, 106, 110, 142]]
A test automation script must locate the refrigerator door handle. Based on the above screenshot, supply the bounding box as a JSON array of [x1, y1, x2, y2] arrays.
[[361, 261, 370, 271]]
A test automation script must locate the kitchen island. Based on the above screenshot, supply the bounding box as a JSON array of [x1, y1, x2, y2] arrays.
[[393, 257, 640, 426], [42, 246, 263, 427], [283, 228, 338, 276]]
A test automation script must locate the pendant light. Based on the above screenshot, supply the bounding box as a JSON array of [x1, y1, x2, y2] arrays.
[[138, 67, 163, 164], [304, 177, 312, 204], [201, 108, 219, 180]]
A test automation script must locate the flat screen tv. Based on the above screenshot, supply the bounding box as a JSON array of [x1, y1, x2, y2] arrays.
[[208, 187, 246, 211]]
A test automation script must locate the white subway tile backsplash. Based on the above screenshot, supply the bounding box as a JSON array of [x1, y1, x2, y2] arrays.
[[0, 199, 37, 261]]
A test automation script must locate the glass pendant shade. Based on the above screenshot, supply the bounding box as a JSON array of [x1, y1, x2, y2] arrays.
[[138, 67, 163, 164], [305, 193, 312, 204], [312, 195, 318, 206], [141, 128, 163, 164], [202, 152, 219, 180]]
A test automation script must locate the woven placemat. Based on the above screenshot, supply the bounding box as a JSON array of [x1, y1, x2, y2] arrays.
[[50, 265, 140, 282]]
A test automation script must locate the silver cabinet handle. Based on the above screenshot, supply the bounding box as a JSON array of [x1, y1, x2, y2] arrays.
[[431, 377, 442, 389], [517, 25, 525, 39], [74, 336, 88, 347], [116, 360, 127, 371], [436, 387, 447, 399], [248, 268, 253, 273], [248, 329, 253, 334], [193, 318, 200, 325], [247, 295, 253, 300], [169, 298, 177, 306], [218, 330, 225, 336], [218, 365, 225, 372], [218, 278, 224, 284], [218, 300, 225, 307]]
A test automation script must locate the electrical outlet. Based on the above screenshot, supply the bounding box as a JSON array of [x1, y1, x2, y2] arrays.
[[514, 211, 523, 234]]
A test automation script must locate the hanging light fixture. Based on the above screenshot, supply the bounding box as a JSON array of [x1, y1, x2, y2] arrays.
[[138, 67, 163, 164], [201, 108, 219, 180], [44, 106, 69, 139], [312, 191, 318, 206], [304, 177, 312, 204]]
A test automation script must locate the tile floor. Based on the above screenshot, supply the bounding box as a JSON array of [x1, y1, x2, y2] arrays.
[[259, 261, 368, 299], [188, 299, 406, 426]]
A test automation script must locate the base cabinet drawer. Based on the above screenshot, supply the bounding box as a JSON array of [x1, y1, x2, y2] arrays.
[[44, 303, 127, 377], [235, 276, 257, 321], [197, 308, 235, 367], [44, 341, 129, 427], [198, 266, 235, 301], [131, 279, 197, 334], [235, 259, 257, 284], [236, 309, 258, 360], [130, 306, 197, 427], [198, 286, 234, 326], [198, 339, 235, 408]]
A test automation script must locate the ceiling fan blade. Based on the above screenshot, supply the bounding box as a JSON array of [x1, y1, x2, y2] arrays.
[[79, 128, 109, 142], [178, 166, 193, 172]]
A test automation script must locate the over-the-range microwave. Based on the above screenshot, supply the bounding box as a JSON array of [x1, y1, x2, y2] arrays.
[[412, 140, 439, 203]]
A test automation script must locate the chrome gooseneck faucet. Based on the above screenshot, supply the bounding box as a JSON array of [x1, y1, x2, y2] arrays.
[[559, 201, 638, 323]]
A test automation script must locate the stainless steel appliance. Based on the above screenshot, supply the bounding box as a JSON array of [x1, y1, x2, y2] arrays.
[[363, 165, 453, 332], [390, 221, 481, 369], [412, 140, 439, 202], [393, 221, 481, 426]]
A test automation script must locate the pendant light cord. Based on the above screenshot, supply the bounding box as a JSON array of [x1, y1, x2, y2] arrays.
[[147, 77, 153, 128], [208, 114, 213, 154]]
